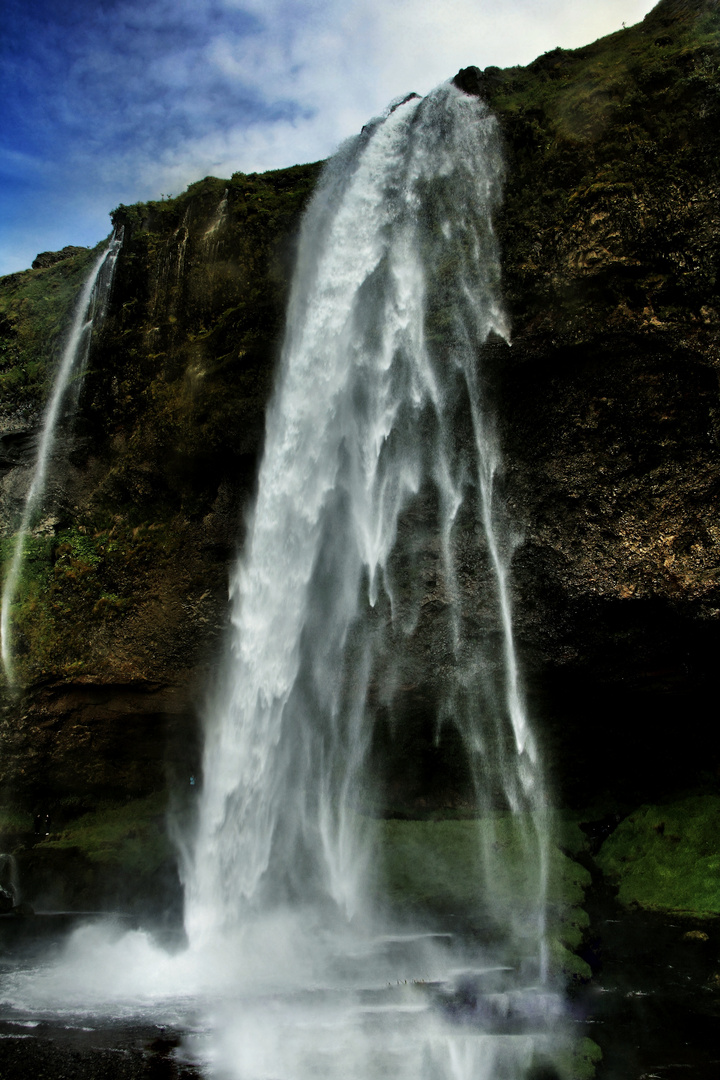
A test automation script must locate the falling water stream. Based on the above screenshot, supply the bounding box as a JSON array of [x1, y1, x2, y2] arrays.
[[0, 87, 567, 1079], [180, 82, 557, 1078], [0, 229, 123, 684]]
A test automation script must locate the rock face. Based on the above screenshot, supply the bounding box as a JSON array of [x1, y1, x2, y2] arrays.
[[1, 0, 719, 816], [473, 0, 720, 804]]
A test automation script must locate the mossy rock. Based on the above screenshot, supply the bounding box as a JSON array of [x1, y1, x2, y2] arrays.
[[596, 792, 720, 915], [1, 518, 185, 685], [564, 1036, 603, 1080], [12, 791, 181, 913]]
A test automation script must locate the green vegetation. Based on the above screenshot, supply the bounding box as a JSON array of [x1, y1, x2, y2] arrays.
[[0, 807, 33, 836], [378, 815, 592, 980], [1, 518, 182, 683], [566, 1037, 603, 1080], [36, 791, 172, 877], [0, 244, 101, 411], [488, 10, 720, 142], [597, 793, 720, 916]]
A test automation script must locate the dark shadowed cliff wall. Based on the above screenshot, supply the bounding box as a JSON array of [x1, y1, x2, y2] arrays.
[[481, 0, 720, 805], [1, 0, 718, 821]]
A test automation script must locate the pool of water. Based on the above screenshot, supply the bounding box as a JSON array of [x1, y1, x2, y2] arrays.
[[0, 914, 570, 1080]]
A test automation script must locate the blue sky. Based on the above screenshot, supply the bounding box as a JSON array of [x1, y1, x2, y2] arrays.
[[1, 0, 658, 276]]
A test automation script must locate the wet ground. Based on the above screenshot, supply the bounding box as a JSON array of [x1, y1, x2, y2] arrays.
[[0, 1015, 200, 1080], [576, 897, 720, 1079]]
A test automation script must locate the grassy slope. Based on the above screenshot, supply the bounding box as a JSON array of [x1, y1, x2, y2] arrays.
[[0, 245, 103, 415], [380, 815, 592, 980]]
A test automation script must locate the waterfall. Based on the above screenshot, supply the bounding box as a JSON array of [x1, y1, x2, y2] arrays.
[[0, 86, 564, 1080], [0, 230, 123, 684], [186, 74, 550, 1001]]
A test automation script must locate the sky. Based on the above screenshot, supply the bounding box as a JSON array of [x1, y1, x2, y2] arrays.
[[1, 0, 659, 276]]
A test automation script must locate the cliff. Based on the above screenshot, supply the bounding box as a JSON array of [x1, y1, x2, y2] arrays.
[[0, 165, 320, 808], [461, 0, 720, 806], [1, 0, 719, 828]]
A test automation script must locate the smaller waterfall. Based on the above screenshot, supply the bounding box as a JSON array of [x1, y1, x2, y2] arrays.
[[0, 230, 123, 684], [203, 189, 229, 246]]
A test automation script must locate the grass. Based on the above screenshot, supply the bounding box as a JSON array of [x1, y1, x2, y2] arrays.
[[487, 9, 720, 146], [12, 797, 593, 979], [0, 808, 33, 837], [36, 791, 172, 877]]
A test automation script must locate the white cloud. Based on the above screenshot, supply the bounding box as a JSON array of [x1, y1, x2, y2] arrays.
[[1, 0, 661, 275], [194, 0, 661, 174]]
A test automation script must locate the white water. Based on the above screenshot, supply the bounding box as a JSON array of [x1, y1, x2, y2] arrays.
[[0, 230, 123, 684], [0, 86, 565, 1079], [178, 82, 555, 1076], [186, 81, 547, 939]]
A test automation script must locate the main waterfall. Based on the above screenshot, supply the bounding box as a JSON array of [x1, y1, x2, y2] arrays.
[[181, 83, 555, 1078], [0, 84, 568, 1080]]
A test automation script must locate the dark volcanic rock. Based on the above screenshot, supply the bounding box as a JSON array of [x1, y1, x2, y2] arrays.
[[478, 0, 720, 804], [0, 1021, 200, 1080]]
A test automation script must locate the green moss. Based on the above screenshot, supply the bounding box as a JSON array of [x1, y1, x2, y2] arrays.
[[524, 1035, 601, 1080], [564, 1037, 603, 1080], [36, 791, 171, 877], [596, 793, 720, 915], [0, 807, 33, 835], [379, 816, 588, 907], [377, 815, 591, 981], [2, 518, 183, 683]]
